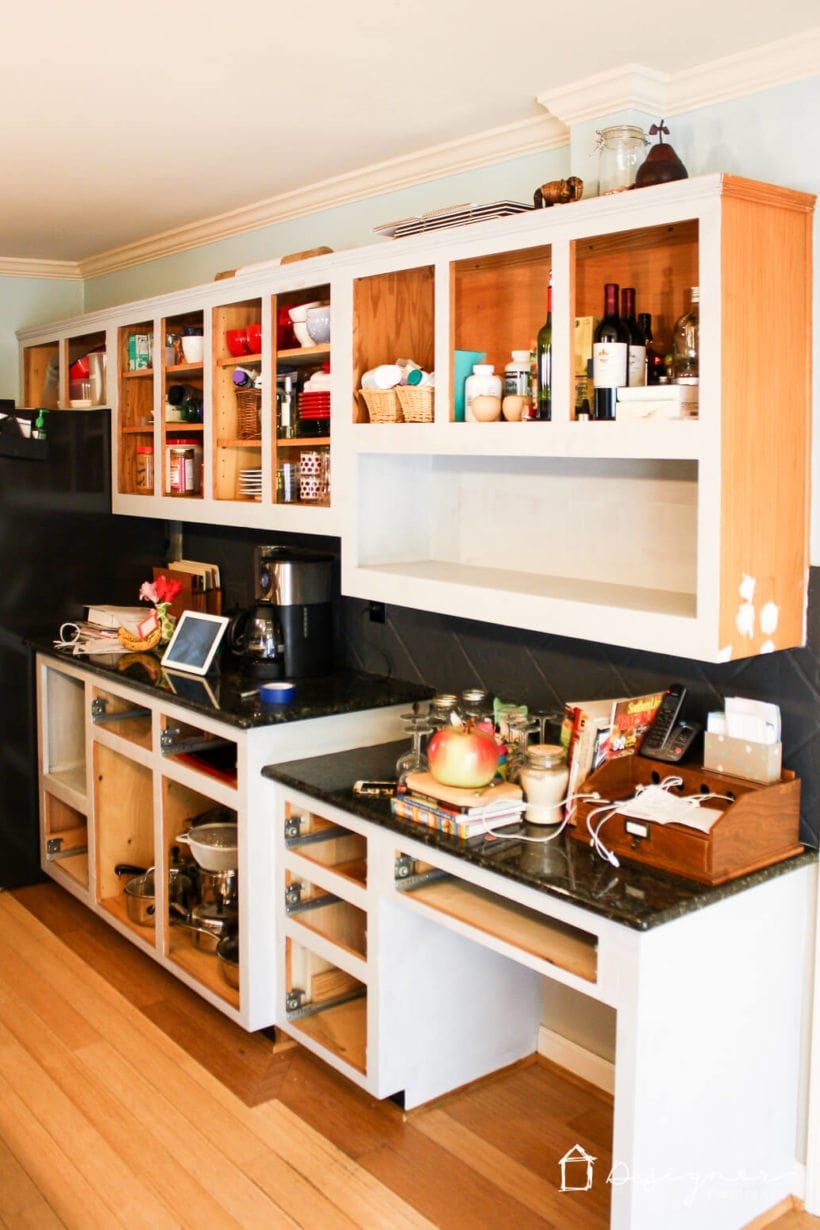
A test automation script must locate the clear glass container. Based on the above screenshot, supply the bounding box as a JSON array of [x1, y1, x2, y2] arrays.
[[672, 287, 700, 384], [596, 125, 648, 195], [428, 693, 459, 731], [458, 688, 494, 732], [518, 744, 569, 826]]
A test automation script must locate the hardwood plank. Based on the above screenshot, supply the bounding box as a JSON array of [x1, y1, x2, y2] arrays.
[[0, 1135, 65, 1229]]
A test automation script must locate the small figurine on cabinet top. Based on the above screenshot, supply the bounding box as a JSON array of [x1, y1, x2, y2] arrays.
[[635, 121, 689, 188], [533, 176, 584, 208]]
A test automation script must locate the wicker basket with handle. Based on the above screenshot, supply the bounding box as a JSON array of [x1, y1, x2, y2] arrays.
[[236, 388, 262, 439]]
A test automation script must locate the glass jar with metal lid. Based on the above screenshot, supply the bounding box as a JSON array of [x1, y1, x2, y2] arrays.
[[428, 693, 459, 731], [519, 743, 569, 825], [458, 688, 494, 732]]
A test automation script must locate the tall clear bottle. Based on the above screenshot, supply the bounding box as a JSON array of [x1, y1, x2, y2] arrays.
[[534, 277, 552, 421], [620, 287, 646, 387], [592, 283, 629, 421], [673, 287, 700, 384]]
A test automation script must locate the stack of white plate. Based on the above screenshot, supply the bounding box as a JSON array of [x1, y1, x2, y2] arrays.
[[239, 467, 262, 500]]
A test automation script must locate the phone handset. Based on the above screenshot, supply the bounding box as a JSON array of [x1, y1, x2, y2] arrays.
[[640, 685, 701, 763]]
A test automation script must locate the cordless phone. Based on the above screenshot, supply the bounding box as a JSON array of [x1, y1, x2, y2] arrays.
[[640, 685, 701, 763]]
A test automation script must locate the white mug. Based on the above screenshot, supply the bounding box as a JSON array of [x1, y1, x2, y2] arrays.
[[181, 335, 204, 364]]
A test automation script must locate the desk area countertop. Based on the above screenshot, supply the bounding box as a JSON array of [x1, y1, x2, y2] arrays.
[[262, 738, 815, 931], [33, 643, 433, 730]]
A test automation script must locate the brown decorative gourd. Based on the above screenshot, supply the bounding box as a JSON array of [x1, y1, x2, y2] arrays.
[[635, 121, 688, 188]]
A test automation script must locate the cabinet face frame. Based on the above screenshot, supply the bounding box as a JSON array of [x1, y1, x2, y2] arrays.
[[18, 175, 813, 662]]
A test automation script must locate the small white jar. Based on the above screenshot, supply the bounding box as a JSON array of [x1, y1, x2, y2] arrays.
[[465, 364, 502, 422], [519, 743, 569, 825]]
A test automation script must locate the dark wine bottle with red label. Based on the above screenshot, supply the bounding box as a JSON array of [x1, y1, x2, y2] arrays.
[[638, 312, 666, 385], [621, 287, 646, 387], [592, 283, 629, 421]]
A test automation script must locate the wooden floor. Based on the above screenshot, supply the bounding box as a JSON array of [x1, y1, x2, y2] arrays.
[[1, 882, 817, 1230]]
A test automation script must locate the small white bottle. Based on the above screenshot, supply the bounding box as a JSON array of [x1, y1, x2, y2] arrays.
[[464, 364, 502, 422], [504, 351, 532, 397], [361, 364, 402, 390]]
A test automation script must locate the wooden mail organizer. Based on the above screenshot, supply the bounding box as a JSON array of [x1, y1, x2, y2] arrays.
[[570, 756, 802, 884]]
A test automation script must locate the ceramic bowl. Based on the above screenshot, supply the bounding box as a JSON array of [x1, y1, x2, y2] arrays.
[[225, 328, 249, 357], [306, 306, 331, 344], [246, 322, 262, 353], [292, 322, 313, 347], [287, 301, 321, 325]]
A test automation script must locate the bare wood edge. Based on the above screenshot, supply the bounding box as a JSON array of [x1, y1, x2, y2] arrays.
[[721, 174, 816, 213], [741, 1194, 802, 1229], [402, 1054, 538, 1118]]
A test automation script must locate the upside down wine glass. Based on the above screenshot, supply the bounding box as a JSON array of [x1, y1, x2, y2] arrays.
[[395, 712, 433, 783]]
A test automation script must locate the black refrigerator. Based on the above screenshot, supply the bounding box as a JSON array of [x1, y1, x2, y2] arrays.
[[0, 407, 168, 887]]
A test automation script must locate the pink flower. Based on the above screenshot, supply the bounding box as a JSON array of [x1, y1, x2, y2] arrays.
[[139, 581, 159, 605]]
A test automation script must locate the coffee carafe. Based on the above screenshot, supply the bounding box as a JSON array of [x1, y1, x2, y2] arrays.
[[228, 602, 285, 678]]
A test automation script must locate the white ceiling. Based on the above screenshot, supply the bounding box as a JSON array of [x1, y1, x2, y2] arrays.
[[2, 0, 818, 264]]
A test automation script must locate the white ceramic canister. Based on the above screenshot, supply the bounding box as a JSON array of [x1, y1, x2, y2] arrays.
[[464, 364, 502, 422], [519, 743, 569, 825]]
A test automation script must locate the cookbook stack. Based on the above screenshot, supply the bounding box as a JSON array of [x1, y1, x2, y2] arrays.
[[393, 772, 524, 841]]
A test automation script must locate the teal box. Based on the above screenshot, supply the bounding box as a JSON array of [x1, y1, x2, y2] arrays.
[[453, 350, 486, 422]]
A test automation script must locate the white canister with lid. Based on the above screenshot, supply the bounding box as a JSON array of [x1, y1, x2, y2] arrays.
[[361, 364, 402, 390], [464, 364, 502, 422], [519, 744, 569, 825]]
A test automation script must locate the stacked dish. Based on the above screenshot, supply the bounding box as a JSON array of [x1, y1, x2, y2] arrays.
[[238, 467, 262, 500]]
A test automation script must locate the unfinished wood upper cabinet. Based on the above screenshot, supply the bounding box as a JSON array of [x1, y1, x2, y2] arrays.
[[117, 319, 156, 496], [22, 339, 60, 408], [342, 174, 814, 663]]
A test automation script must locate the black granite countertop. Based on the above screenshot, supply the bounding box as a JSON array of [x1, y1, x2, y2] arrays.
[[262, 740, 816, 932], [33, 643, 433, 731]]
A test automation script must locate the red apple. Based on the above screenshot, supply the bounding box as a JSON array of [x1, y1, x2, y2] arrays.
[[427, 724, 499, 788]]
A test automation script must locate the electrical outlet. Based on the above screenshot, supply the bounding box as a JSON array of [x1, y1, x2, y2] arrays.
[[368, 601, 386, 624]]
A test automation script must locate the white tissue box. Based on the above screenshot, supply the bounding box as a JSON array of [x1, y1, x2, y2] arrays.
[[703, 733, 782, 784]]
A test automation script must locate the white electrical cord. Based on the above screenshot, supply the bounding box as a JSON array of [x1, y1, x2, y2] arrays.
[[479, 791, 602, 843]]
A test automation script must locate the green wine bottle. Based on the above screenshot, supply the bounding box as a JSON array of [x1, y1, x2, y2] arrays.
[[535, 278, 552, 421]]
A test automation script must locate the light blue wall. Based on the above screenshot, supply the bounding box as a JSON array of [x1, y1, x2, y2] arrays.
[[0, 278, 82, 401], [82, 146, 569, 309]]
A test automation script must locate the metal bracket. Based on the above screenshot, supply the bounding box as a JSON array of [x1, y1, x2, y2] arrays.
[[160, 727, 231, 757], [91, 697, 150, 724], [284, 815, 302, 840], [285, 824, 348, 848], [286, 988, 365, 1022], [285, 988, 305, 1013], [286, 888, 339, 916], [46, 836, 88, 862], [285, 882, 302, 908], [394, 854, 414, 880]]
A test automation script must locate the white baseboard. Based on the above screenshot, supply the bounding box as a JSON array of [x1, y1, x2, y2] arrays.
[[537, 1025, 615, 1096]]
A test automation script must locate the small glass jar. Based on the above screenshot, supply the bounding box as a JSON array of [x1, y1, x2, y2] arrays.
[[135, 444, 154, 493], [673, 287, 700, 384], [519, 744, 569, 826], [596, 125, 648, 196], [459, 688, 494, 733], [428, 693, 459, 731]]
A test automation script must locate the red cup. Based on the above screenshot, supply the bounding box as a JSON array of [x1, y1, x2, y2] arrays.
[[226, 328, 250, 357], [246, 322, 262, 353]]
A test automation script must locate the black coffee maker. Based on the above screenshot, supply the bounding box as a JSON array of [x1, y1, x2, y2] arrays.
[[229, 546, 334, 678]]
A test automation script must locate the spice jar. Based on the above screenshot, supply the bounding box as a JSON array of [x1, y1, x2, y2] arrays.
[[596, 125, 648, 195], [519, 744, 569, 825], [135, 444, 154, 493], [166, 438, 196, 496]]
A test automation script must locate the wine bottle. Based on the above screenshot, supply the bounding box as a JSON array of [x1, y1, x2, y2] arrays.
[[620, 287, 646, 387], [535, 280, 552, 421], [592, 283, 629, 421], [638, 312, 666, 385]]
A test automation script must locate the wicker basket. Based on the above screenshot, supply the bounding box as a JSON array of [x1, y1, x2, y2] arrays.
[[396, 385, 434, 422], [236, 388, 262, 438], [359, 388, 403, 423]]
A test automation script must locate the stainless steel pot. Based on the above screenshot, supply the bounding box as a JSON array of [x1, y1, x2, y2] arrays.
[[170, 902, 238, 952], [115, 865, 156, 927], [216, 934, 239, 989]]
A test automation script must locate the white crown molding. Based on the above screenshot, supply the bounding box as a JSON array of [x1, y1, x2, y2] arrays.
[[77, 113, 568, 280], [539, 27, 820, 126], [0, 256, 81, 280]]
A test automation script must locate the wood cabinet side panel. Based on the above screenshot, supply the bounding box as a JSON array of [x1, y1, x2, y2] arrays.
[[719, 194, 813, 657]]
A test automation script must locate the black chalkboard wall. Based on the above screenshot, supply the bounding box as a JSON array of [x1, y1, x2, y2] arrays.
[[184, 522, 820, 847]]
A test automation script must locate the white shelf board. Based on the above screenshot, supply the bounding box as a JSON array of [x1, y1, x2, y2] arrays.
[[350, 419, 705, 460]]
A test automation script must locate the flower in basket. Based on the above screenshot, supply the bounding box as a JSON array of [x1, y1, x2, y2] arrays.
[[139, 575, 183, 645]]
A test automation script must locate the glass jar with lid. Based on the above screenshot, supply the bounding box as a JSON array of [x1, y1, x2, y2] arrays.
[[519, 744, 569, 825], [595, 125, 648, 195], [458, 688, 495, 733], [428, 693, 459, 731]]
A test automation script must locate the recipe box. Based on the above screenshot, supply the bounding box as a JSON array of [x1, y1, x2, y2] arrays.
[[570, 756, 802, 884]]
